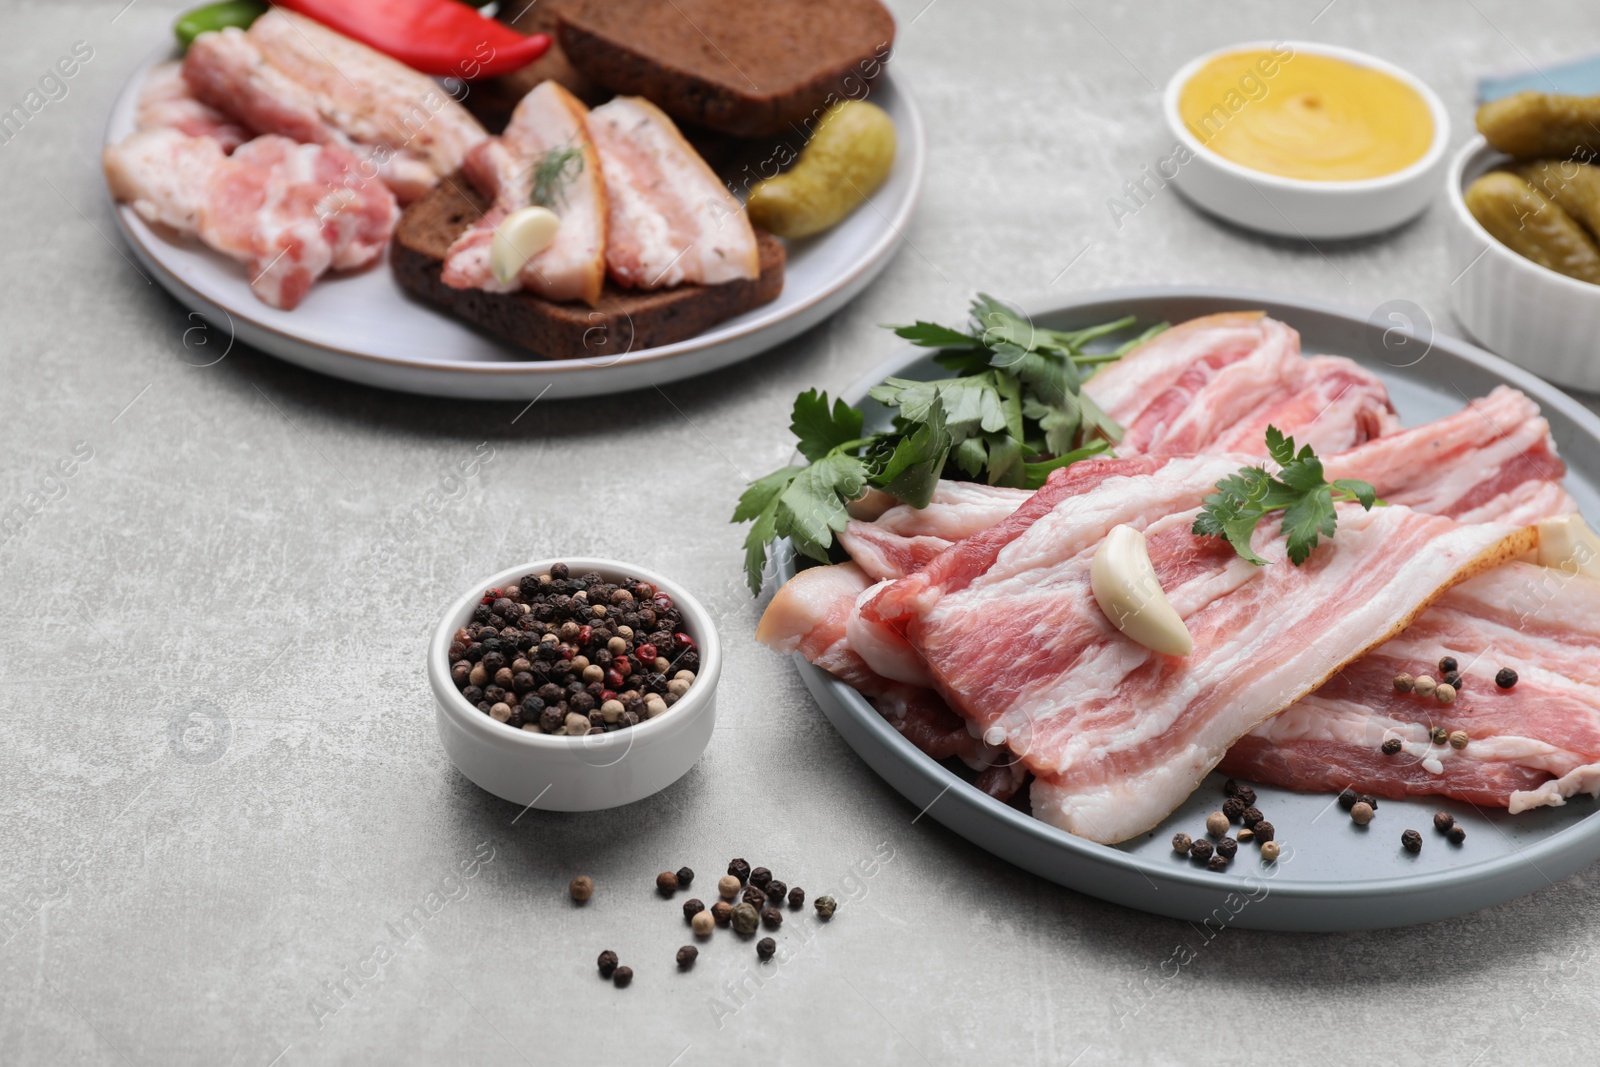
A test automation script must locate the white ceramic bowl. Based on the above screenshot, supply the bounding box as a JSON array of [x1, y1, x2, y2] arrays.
[[1161, 41, 1450, 239], [428, 558, 720, 811], [1447, 136, 1600, 392]]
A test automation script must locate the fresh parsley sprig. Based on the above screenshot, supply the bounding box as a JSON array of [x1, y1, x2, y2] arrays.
[[1192, 427, 1379, 565], [734, 295, 1166, 593]]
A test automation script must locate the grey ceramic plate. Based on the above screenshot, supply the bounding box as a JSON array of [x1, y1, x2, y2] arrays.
[[774, 287, 1600, 931]]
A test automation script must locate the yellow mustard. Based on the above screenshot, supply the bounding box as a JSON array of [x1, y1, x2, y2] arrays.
[[1179, 48, 1434, 182]]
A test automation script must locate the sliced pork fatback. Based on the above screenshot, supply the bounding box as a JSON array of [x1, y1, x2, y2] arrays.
[[1223, 562, 1600, 812], [247, 10, 485, 181], [135, 62, 249, 151], [182, 22, 464, 203], [862, 456, 1536, 843], [441, 81, 607, 303], [587, 97, 759, 289], [103, 129, 398, 310]]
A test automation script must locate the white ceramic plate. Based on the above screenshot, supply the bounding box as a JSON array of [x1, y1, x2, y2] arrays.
[[774, 287, 1600, 931], [103, 44, 925, 399]]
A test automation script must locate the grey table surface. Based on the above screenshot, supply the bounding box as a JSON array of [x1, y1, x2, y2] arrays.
[[6, 0, 1600, 1064]]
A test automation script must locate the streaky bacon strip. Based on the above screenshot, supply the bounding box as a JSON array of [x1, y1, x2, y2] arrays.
[[1322, 386, 1575, 523], [1082, 313, 1398, 457], [755, 562, 1026, 800], [1224, 561, 1600, 812], [863, 455, 1536, 842]]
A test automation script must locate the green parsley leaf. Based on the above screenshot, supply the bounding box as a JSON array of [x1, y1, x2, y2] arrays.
[[734, 296, 1168, 593], [1192, 426, 1379, 566], [789, 389, 865, 463]]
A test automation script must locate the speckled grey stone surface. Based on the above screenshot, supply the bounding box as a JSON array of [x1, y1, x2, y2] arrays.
[[5, 1, 1600, 1064]]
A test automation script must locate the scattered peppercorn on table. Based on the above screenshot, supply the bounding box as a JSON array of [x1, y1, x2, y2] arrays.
[[10, 0, 1600, 1064]]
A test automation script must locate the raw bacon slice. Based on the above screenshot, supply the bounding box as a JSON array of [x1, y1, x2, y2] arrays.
[[1322, 386, 1575, 524], [755, 563, 1026, 800], [1203, 355, 1400, 458], [183, 26, 444, 203], [1223, 562, 1600, 812], [839, 482, 1031, 581], [247, 10, 485, 181], [587, 97, 759, 289], [104, 129, 399, 310], [441, 81, 607, 304], [1082, 313, 1398, 457], [862, 455, 1536, 843], [136, 62, 249, 151]]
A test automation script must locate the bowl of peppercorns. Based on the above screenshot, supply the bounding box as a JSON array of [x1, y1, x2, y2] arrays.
[[429, 559, 720, 811]]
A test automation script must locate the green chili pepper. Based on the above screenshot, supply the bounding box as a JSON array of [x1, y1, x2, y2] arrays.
[[174, 0, 269, 50]]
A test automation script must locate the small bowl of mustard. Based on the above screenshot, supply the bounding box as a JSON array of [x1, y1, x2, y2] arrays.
[[1161, 41, 1450, 239]]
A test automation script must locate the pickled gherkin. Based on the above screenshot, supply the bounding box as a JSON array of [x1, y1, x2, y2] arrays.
[[1465, 172, 1600, 284], [1477, 91, 1600, 161], [746, 101, 896, 239], [1514, 160, 1600, 239]]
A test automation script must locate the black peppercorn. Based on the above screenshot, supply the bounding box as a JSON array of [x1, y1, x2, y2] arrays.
[[1442, 671, 1463, 689], [676, 866, 694, 888], [462, 685, 484, 705], [1438, 656, 1458, 674], [1241, 806, 1264, 828], [741, 885, 767, 908], [1382, 737, 1403, 755], [756, 937, 776, 961], [728, 858, 751, 884], [1433, 811, 1455, 833], [1224, 778, 1240, 796], [682, 898, 705, 921], [677, 945, 698, 970], [1189, 839, 1213, 862], [597, 950, 618, 978], [1234, 786, 1256, 807], [788, 886, 805, 909], [551, 563, 569, 580], [760, 907, 783, 929], [750, 867, 772, 889], [1447, 825, 1466, 845], [1216, 837, 1238, 859], [1207, 853, 1228, 872], [766, 879, 787, 903], [1222, 796, 1245, 821], [1496, 667, 1518, 689], [539, 707, 563, 732], [1401, 829, 1422, 854], [1338, 787, 1358, 810], [1254, 821, 1275, 843], [1358, 794, 1379, 810], [612, 966, 633, 988]]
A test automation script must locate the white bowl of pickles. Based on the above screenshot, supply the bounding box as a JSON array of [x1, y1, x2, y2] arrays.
[[1448, 116, 1600, 393]]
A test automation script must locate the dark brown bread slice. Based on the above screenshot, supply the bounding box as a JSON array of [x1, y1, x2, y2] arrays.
[[391, 174, 785, 361], [557, 0, 895, 138]]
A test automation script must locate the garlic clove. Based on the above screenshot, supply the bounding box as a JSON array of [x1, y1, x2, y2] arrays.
[[490, 205, 561, 285], [1536, 514, 1600, 579], [1090, 523, 1193, 657]]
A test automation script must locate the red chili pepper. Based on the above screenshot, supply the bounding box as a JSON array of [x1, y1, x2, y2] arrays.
[[275, 0, 550, 79]]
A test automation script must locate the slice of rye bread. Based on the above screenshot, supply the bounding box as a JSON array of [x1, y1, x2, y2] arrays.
[[556, 0, 896, 138], [391, 174, 786, 360]]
